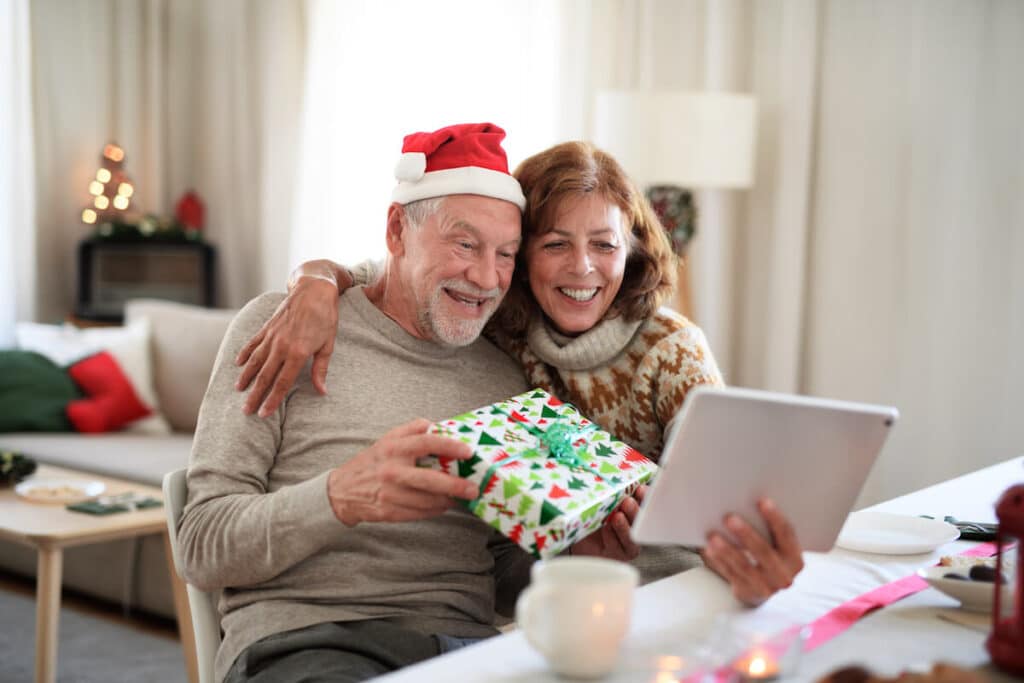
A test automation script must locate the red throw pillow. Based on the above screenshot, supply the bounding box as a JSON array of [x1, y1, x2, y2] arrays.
[[66, 352, 152, 433]]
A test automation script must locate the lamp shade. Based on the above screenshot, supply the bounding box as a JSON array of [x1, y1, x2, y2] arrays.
[[593, 90, 757, 190]]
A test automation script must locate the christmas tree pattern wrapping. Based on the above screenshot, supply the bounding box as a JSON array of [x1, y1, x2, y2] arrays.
[[425, 388, 659, 559]]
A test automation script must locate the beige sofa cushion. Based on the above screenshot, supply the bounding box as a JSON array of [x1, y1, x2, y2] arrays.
[[125, 299, 237, 433]]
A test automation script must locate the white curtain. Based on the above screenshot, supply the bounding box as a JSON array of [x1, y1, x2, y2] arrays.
[[733, 0, 1024, 504], [0, 0, 36, 346], [802, 0, 1024, 503], [26, 0, 305, 321]]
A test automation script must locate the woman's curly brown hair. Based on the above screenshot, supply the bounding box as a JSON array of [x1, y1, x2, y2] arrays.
[[492, 140, 676, 337]]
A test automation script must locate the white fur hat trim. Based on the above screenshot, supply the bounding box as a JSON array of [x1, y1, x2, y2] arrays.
[[391, 166, 526, 211], [394, 152, 427, 182]]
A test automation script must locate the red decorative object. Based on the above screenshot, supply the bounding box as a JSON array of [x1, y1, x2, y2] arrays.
[[175, 190, 205, 231], [987, 483, 1024, 675], [65, 352, 151, 433]]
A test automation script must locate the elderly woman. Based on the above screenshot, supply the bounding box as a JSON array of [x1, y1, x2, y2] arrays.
[[236, 141, 803, 606]]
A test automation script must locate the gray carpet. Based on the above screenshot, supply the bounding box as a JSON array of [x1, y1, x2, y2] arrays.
[[0, 587, 187, 682]]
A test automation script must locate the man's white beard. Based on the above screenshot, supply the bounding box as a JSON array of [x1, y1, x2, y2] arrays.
[[420, 279, 502, 347]]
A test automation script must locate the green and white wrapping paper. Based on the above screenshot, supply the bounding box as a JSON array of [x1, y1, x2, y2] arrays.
[[426, 388, 658, 559]]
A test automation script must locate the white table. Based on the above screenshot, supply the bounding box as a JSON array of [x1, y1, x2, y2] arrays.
[[377, 456, 1023, 682]]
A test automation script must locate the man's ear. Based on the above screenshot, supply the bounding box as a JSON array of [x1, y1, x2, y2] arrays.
[[385, 203, 407, 257]]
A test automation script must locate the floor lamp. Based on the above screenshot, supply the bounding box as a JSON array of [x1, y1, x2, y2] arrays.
[[593, 90, 757, 319]]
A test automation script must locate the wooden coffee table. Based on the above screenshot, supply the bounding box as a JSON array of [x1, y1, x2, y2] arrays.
[[0, 465, 198, 683]]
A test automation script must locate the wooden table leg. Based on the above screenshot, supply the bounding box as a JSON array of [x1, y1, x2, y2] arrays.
[[163, 532, 200, 683], [35, 546, 63, 683]]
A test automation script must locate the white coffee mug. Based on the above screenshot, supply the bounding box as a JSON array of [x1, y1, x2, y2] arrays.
[[516, 557, 639, 679]]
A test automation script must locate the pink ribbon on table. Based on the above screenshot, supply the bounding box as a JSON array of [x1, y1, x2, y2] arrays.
[[801, 541, 999, 651], [679, 542, 1001, 682]]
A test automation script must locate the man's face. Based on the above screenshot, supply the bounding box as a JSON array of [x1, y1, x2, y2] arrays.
[[397, 195, 522, 346]]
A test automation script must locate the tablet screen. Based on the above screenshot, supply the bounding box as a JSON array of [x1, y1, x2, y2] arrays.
[[630, 386, 897, 552]]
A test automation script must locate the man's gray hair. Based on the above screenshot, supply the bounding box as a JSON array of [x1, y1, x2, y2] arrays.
[[402, 197, 445, 229]]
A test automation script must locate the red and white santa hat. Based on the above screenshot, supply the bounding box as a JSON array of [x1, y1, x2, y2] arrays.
[[392, 122, 526, 211]]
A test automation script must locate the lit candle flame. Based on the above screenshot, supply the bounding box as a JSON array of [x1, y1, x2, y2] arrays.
[[735, 649, 779, 680]]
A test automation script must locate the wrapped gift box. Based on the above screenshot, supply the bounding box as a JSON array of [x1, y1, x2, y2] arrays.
[[426, 388, 658, 559]]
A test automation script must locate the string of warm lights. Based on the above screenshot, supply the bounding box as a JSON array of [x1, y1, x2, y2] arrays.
[[81, 142, 134, 225]]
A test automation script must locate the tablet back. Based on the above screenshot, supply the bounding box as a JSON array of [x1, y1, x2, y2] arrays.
[[630, 386, 898, 552]]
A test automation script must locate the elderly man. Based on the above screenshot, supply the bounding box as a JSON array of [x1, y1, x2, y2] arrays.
[[180, 123, 550, 683]]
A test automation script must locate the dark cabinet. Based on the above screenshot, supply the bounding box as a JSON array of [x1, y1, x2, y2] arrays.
[[75, 238, 216, 322]]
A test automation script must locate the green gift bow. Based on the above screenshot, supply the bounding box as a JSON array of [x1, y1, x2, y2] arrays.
[[466, 403, 599, 510]]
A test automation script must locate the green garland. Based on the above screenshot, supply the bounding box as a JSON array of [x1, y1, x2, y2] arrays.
[[93, 216, 204, 243], [0, 451, 37, 486]]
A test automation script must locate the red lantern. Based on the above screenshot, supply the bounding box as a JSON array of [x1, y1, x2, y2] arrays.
[[987, 484, 1024, 675]]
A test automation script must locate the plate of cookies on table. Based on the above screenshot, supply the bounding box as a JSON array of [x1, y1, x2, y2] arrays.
[[15, 479, 106, 504]]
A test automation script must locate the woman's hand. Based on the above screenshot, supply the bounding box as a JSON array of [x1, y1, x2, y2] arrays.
[[700, 498, 804, 607], [235, 269, 344, 416], [568, 485, 647, 562]]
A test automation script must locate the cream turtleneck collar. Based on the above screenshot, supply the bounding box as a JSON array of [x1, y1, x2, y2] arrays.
[[525, 313, 644, 371]]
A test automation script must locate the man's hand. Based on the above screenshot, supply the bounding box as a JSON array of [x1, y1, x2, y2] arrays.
[[235, 276, 340, 417], [569, 485, 647, 562], [327, 419, 481, 527], [700, 498, 804, 607]]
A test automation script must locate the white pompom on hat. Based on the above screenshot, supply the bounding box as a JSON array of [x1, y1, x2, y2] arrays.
[[391, 123, 526, 211]]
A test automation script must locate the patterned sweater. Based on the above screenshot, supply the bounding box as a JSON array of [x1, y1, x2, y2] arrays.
[[498, 308, 724, 462]]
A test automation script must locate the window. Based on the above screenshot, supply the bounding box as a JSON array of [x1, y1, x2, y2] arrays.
[[290, 0, 566, 268]]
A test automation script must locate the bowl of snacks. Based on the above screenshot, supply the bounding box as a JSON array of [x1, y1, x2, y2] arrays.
[[15, 479, 106, 504], [917, 556, 1007, 613]]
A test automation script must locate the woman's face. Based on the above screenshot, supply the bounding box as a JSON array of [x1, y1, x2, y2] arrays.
[[525, 194, 629, 336]]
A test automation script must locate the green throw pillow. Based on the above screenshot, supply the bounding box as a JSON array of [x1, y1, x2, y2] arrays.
[[0, 350, 83, 432]]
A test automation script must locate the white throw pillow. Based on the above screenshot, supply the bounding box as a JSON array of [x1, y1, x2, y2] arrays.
[[15, 320, 172, 434]]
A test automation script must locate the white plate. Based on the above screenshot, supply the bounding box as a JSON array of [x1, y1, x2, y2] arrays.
[[917, 566, 995, 613], [14, 479, 106, 504], [836, 510, 960, 554]]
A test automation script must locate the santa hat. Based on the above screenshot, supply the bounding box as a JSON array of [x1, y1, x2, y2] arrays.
[[392, 123, 526, 211]]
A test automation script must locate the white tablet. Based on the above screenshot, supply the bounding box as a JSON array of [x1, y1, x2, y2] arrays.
[[630, 386, 898, 553]]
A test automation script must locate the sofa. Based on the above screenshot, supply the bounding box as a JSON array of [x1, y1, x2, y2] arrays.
[[0, 298, 238, 619]]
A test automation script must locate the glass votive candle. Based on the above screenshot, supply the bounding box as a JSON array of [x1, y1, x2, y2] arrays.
[[733, 647, 782, 681], [701, 613, 810, 682]]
